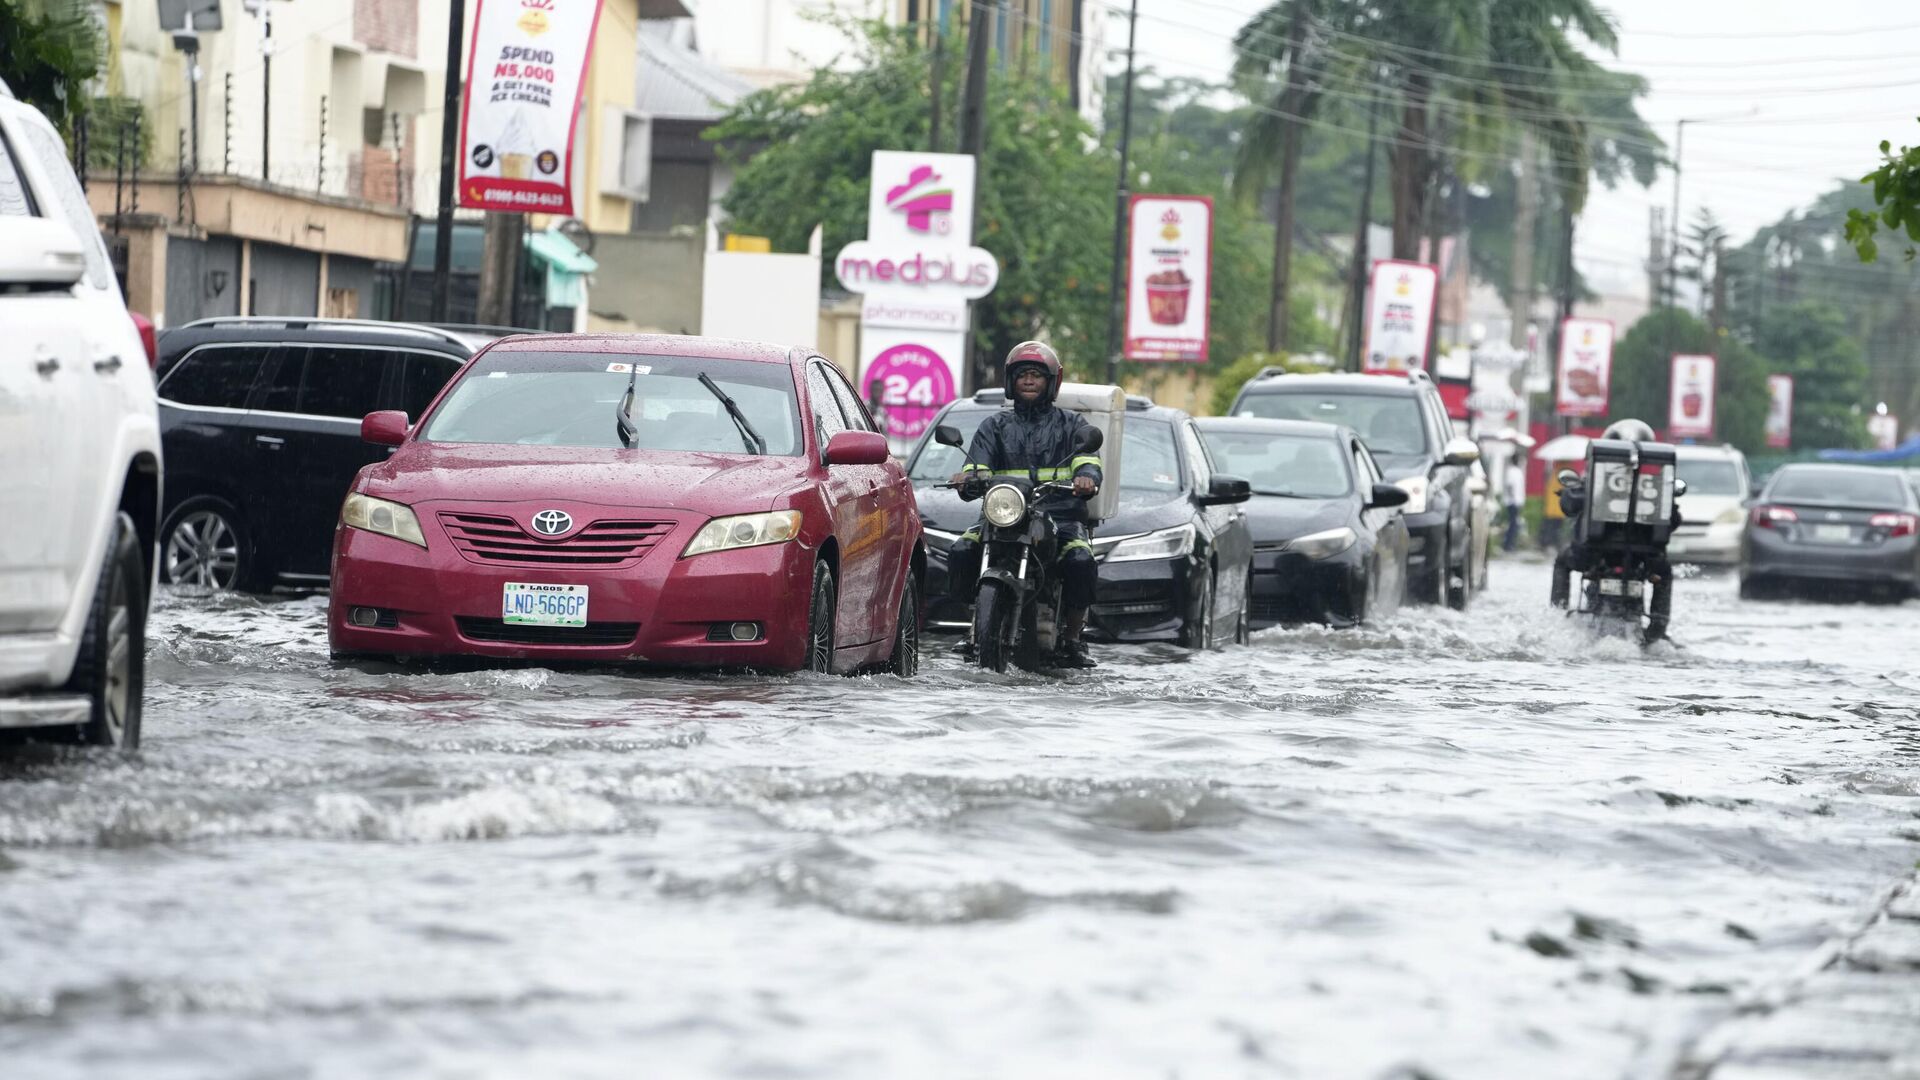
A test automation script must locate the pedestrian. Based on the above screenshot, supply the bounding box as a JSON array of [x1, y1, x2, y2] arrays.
[[1502, 457, 1527, 553]]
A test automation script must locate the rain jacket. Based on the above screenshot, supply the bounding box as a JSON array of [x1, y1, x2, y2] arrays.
[[960, 399, 1105, 524]]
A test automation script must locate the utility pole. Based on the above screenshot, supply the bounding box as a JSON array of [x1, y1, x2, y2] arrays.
[[1508, 130, 1538, 350], [1101, 0, 1139, 385], [1551, 204, 1575, 434], [1266, 0, 1308, 354], [1343, 102, 1379, 372], [430, 0, 470, 323], [957, 0, 1001, 390], [928, 10, 945, 153], [260, 2, 272, 182], [478, 213, 525, 326]]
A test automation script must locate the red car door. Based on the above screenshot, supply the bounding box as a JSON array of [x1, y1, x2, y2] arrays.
[[822, 363, 913, 638], [806, 361, 885, 645]]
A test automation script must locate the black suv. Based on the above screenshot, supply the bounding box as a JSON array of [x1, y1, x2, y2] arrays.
[[909, 390, 1255, 647], [153, 318, 495, 591], [1229, 370, 1481, 608]]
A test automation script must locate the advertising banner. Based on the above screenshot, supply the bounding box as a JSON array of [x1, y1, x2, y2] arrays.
[[1870, 411, 1900, 450], [1124, 195, 1213, 362], [1668, 354, 1717, 439], [1765, 374, 1794, 449], [1362, 260, 1439, 374], [836, 152, 999, 450], [458, 0, 606, 215], [1555, 318, 1613, 418]]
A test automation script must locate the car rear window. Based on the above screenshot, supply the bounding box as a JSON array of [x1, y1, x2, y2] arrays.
[[423, 351, 801, 455], [1237, 391, 1428, 457], [1200, 430, 1351, 498], [1677, 458, 1743, 496], [1769, 469, 1909, 507], [300, 347, 391, 419], [159, 346, 267, 408]]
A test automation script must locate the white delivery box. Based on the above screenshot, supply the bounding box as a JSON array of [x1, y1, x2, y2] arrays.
[[1051, 382, 1126, 523]]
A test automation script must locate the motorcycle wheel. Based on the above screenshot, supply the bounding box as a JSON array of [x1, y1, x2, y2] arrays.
[[973, 580, 1016, 674]]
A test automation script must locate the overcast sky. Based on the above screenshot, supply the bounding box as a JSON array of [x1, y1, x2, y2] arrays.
[[1123, 0, 1920, 299]]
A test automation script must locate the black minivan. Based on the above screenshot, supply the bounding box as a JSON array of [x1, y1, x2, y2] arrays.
[[153, 318, 496, 591]]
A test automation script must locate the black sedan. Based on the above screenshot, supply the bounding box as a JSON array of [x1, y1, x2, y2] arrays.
[[1741, 463, 1920, 601], [910, 392, 1255, 648], [1195, 418, 1410, 628]]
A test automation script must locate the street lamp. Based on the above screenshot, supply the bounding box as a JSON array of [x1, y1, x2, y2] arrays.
[[1661, 107, 1758, 375]]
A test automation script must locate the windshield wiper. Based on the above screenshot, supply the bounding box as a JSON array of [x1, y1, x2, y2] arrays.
[[615, 386, 637, 448], [698, 372, 767, 455], [1253, 489, 1311, 498]]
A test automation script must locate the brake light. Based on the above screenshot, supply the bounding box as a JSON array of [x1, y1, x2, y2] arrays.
[[1869, 512, 1917, 538], [1750, 505, 1797, 528], [130, 312, 158, 369]]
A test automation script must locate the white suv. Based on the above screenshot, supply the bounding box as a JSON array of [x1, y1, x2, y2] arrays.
[[1669, 444, 1752, 567], [0, 85, 162, 749]]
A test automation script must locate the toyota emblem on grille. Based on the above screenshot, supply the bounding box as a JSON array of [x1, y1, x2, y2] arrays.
[[530, 510, 573, 536]]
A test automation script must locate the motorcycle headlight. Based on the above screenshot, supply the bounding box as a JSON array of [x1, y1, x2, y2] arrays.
[[983, 484, 1027, 528], [1394, 475, 1429, 515], [341, 492, 427, 548], [1105, 523, 1196, 563], [683, 510, 803, 557], [1285, 526, 1356, 560]]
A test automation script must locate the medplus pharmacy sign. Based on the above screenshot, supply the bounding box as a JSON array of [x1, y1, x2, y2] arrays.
[[458, 0, 605, 215]]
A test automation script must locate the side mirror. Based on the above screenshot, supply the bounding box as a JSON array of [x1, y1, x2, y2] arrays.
[[1443, 437, 1481, 466], [1368, 483, 1411, 509], [0, 217, 88, 287], [1556, 469, 1579, 487], [1198, 474, 1252, 506], [823, 429, 890, 466], [934, 424, 964, 449], [1075, 426, 1105, 454], [361, 410, 410, 447], [1674, 479, 1689, 498]]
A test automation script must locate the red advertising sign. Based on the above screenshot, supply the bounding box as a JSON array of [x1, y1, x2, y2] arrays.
[[1669, 354, 1717, 439], [1556, 318, 1613, 418], [1124, 195, 1213, 362], [457, 0, 606, 215], [1361, 260, 1439, 373], [1765, 374, 1793, 449]]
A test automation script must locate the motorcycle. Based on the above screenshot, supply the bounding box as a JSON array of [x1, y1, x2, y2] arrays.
[[934, 423, 1103, 673], [1554, 437, 1686, 644]]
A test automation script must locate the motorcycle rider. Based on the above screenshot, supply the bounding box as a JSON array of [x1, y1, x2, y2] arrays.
[[946, 341, 1104, 668], [1550, 418, 1679, 641]]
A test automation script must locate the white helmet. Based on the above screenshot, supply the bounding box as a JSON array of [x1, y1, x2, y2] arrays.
[[1602, 419, 1655, 443]]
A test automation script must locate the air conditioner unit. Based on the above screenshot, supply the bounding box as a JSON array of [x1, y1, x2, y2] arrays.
[[599, 106, 651, 202]]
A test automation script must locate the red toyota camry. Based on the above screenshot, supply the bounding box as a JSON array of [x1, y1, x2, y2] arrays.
[[327, 334, 924, 675]]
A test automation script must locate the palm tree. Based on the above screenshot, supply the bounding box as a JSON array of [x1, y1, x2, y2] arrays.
[[0, 0, 103, 140]]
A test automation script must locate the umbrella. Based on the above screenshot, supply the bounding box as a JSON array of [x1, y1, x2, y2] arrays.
[[1490, 426, 1537, 448], [1534, 434, 1589, 461]]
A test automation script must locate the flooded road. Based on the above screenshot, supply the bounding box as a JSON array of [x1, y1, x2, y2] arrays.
[[2, 561, 1917, 1079]]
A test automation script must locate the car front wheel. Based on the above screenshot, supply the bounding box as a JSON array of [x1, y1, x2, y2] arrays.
[[1179, 564, 1216, 650], [66, 512, 145, 751]]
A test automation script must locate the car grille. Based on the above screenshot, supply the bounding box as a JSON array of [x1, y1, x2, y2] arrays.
[[454, 617, 640, 647], [437, 513, 675, 567]]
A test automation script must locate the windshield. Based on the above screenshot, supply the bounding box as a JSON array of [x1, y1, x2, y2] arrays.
[[422, 352, 801, 455], [1677, 459, 1743, 496], [908, 408, 994, 482], [1769, 468, 1909, 507], [1121, 419, 1182, 493], [1200, 430, 1351, 498], [1237, 391, 1428, 456]]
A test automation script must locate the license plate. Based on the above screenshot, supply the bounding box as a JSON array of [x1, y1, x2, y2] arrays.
[[1811, 524, 1852, 543], [502, 582, 589, 627], [1598, 578, 1644, 597]]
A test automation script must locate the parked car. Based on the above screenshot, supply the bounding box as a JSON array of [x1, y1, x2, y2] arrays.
[[912, 391, 1255, 647], [1668, 444, 1752, 567], [1193, 418, 1410, 628], [329, 334, 924, 674], [1741, 463, 1920, 601], [1230, 370, 1482, 609], [153, 318, 492, 591], [0, 85, 162, 749]]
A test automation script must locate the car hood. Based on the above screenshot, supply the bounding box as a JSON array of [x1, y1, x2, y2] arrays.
[[1241, 495, 1350, 541], [911, 484, 1194, 536], [362, 443, 813, 514]]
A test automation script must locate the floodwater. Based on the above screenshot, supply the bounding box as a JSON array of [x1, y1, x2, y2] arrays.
[[2, 562, 1917, 1080]]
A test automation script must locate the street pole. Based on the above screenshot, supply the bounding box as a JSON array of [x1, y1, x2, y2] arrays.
[[957, 0, 999, 391], [1101, 0, 1139, 387], [431, 0, 469, 323], [1343, 101, 1379, 372], [261, 4, 271, 183], [928, 9, 945, 153]]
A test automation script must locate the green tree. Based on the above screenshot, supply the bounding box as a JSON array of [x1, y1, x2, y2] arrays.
[[1750, 302, 1871, 450], [1610, 308, 1769, 455], [0, 0, 102, 142], [1844, 121, 1920, 263]]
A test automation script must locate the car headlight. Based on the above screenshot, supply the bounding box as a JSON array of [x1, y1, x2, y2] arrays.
[[683, 510, 803, 557], [341, 492, 427, 548], [1105, 523, 1195, 563], [983, 484, 1027, 528], [1715, 507, 1744, 525], [1394, 475, 1429, 515], [1285, 526, 1356, 560]]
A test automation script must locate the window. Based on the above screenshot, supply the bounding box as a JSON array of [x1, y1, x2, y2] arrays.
[[907, 407, 992, 482], [1238, 391, 1429, 458], [1198, 429, 1352, 499], [1677, 458, 1744, 496], [159, 347, 269, 409], [299, 347, 391, 420], [1353, 443, 1384, 488], [398, 352, 461, 421], [1179, 421, 1210, 493], [252, 349, 305, 412], [0, 128, 33, 218], [17, 118, 111, 290], [599, 106, 651, 200], [1120, 420, 1183, 493], [807, 364, 849, 446], [821, 363, 877, 433], [1770, 468, 1910, 507]]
